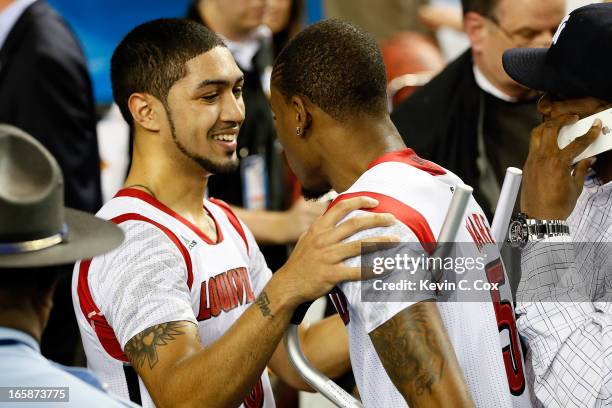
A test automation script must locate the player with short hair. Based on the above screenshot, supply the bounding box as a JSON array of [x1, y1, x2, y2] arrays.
[[72, 18, 398, 408], [270, 19, 531, 407]]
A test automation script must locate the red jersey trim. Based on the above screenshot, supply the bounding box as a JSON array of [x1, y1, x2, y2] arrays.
[[76, 213, 194, 362], [367, 149, 446, 176], [209, 198, 250, 255], [328, 191, 437, 254], [114, 188, 223, 245], [77, 259, 128, 362]]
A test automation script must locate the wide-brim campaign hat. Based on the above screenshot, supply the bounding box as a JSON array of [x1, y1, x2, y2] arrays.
[[0, 125, 123, 268], [502, 3, 612, 101]]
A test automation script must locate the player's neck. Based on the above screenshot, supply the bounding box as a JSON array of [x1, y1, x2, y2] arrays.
[[125, 144, 210, 218], [323, 116, 406, 193]]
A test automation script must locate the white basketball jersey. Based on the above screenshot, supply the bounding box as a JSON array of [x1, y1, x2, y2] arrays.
[[328, 149, 531, 408], [72, 188, 274, 408]]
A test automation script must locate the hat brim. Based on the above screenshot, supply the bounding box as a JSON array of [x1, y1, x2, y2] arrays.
[[503, 47, 557, 94], [0, 209, 123, 268]]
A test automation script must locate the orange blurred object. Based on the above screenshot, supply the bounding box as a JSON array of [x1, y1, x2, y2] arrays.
[[381, 32, 445, 108]]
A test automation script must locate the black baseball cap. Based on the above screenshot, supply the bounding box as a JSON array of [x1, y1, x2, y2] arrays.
[[503, 3, 612, 101]]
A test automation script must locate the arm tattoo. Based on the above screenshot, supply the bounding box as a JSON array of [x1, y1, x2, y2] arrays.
[[370, 302, 444, 399], [125, 321, 189, 370], [256, 291, 274, 319]]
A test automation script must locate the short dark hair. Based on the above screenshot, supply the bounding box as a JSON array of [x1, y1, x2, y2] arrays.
[[272, 19, 388, 121], [111, 18, 226, 125], [461, 0, 500, 16]]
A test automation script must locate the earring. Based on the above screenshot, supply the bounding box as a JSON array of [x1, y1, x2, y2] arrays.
[[295, 126, 302, 136]]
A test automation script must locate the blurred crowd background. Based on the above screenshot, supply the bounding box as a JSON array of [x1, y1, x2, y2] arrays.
[[43, 0, 595, 204]]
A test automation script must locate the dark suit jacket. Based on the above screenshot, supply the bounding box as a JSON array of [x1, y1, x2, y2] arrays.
[[0, 0, 102, 213], [391, 50, 482, 196], [391, 50, 539, 216]]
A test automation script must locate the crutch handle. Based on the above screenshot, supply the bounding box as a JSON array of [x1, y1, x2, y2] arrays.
[[431, 184, 473, 283], [285, 325, 363, 408], [491, 168, 522, 248]]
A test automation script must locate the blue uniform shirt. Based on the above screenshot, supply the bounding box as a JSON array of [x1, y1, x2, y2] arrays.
[[0, 327, 136, 407]]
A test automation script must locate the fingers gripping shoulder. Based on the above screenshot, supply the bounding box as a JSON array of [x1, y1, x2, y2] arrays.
[[337, 210, 418, 267]]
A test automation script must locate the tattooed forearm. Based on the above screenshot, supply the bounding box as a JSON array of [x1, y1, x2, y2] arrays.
[[256, 291, 274, 319], [125, 321, 190, 370], [369, 301, 445, 398]]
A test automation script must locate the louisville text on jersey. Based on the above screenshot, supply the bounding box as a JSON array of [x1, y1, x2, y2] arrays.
[[197, 267, 256, 321]]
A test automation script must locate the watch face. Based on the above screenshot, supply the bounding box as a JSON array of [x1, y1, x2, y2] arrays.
[[509, 220, 524, 243]]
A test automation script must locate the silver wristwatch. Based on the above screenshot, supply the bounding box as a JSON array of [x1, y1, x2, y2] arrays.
[[508, 213, 570, 246]]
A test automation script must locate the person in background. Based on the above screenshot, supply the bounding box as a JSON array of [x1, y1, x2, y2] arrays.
[[418, 2, 463, 32], [391, 0, 564, 296], [0, 125, 132, 407], [391, 0, 564, 219], [502, 3, 612, 406], [324, 0, 431, 42], [381, 31, 445, 108], [263, 0, 304, 57], [0, 0, 103, 365]]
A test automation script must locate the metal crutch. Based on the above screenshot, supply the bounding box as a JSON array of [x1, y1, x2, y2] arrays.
[[284, 184, 474, 408], [490, 167, 523, 248]]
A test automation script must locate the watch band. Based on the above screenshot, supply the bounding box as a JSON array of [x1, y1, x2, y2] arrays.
[[523, 218, 570, 241], [508, 213, 570, 246]]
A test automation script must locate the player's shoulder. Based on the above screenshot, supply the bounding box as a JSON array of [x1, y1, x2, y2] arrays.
[[96, 189, 153, 220], [331, 153, 466, 245], [336, 158, 453, 220], [347, 153, 460, 206], [337, 209, 418, 243], [97, 189, 189, 237], [87, 194, 188, 269]]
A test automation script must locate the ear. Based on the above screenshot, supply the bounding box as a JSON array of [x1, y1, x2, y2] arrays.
[[464, 11, 487, 53], [291, 95, 312, 138], [127, 93, 164, 132]]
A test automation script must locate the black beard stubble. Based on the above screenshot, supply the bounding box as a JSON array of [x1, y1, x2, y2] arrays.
[[166, 106, 239, 175]]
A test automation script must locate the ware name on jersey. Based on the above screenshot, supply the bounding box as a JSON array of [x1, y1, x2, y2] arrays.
[[72, 188, 274, 408], [328, 149, 530, 408]]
